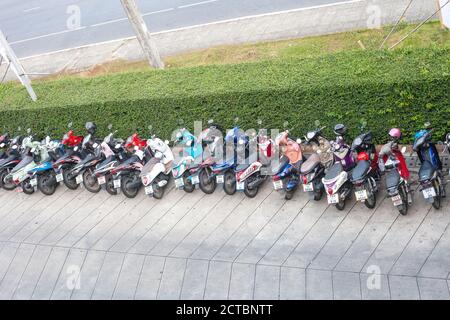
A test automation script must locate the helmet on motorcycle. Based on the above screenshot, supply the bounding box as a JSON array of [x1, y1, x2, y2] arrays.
[[388, 128, 402, 141], [334, 124, 347, 136], [85, 122, 97, 135]]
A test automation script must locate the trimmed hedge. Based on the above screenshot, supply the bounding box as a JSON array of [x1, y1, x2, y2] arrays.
[[0, 47, 449, 143]]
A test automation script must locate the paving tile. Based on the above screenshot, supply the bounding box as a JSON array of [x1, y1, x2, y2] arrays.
[[180, 259, 209, 300], [306, 269, 332, 300], [254, 265, 279, 300], [157, 257, 186, 300], [135, 256, 165, 300], [70, 250, 106, 300], [204, 260, 232, 300], [332, 271, 361, 300], [112, 253, 145, 300], [228, 263, 255, 300], [91, 252, 125, 300], [360, 272, 390, 300], [417, 277, 450, 300], [388, 275, 420, 300], [279, 267, 305, 300]]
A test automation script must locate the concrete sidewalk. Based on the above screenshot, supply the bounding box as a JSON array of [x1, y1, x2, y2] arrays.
[[0, 0, 438, 81], [0, 177, 449, 300]]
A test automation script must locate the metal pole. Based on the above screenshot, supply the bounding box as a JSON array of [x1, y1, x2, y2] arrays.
[[389, 0, 450, 49], [1, 62, 10, 83], [379, 0, 414, 49], [120, 0, 164, 69]]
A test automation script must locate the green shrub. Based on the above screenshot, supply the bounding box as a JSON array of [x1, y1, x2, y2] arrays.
[[0, 47, 449, 143]]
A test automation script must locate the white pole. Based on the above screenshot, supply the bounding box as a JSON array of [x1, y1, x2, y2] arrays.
[[120, 0, 165, 69], [0, 30, 37, 101]]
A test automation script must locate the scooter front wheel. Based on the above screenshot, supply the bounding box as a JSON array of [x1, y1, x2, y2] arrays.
[[223, 170, 236, 195]]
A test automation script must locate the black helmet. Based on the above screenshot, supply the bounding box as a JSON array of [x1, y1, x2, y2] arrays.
[[334, 124, 347, 136], [85, 122, 97, 135]]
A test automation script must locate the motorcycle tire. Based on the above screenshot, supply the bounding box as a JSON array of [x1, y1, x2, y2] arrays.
[[37, 172, 57, 196], [285, 189, 294, 200], [432, 180, 441, 210], [335, 198, 346, 211], [199, 168, 216, 194], [22, 180, 35, 195], [63, 169, 79, 190], [244, 179, 259, 198], [152, 182, 165, 199], [223, 170, 236, 195], [83, 169, 101, 193], [121, 175, 140, 198], [105, 174, 118, 195], [398, 185, 408, 216], [313, 188, 324, 201], [182, 171, 195, 193], [0, 169, 16, 190]]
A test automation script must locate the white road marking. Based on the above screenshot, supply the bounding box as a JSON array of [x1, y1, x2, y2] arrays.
[[10, 27, 86, 45], [142, 8, 175, 16], [178, 0, 219, 9], [90, 18, 128, 27], [10, 0, 361, 48], [23, 6, 41, 13]]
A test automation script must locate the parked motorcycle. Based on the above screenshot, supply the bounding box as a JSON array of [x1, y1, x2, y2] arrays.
[[66, 122, 103, 192], [300, 127, 332, 201], [322, 124, 355, 210], [350, 130, 380, 209], [172, 128, 203, 193], [272, 130, 304, 200], [93, 130, 128, 195], [0, 133, 10, 159], [110, 141, 149, 198], [28, 137, 65, 195], [413, 125, 445, 209], [6, 130, 48, 194], [140, 136, 173, 199], [0, 135, 23, 190], [378, 128, 412, 215]]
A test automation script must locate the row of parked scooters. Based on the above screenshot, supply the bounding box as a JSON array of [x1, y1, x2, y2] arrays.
[[0, 121, 448, 216]]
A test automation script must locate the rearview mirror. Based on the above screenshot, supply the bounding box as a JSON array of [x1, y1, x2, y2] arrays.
[[296, 138, 302, 144]]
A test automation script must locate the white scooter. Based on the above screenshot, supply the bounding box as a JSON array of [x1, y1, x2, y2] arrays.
[[140, 137, 174, 199]]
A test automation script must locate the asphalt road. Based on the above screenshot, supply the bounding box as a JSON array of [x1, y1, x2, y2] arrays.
[[0, 0, 349, 58]]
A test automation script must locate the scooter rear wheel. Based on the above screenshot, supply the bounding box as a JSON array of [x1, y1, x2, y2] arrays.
[[397, 185, 408, 215], [121, 175, 140, 198], [244, 178, 259, 198], [335, 199, 346, 211], [223, 170, 236, 195], [63, 169, 79, 190], [0, 169, 15, 190], [38, 172, 57, 196], [21, 180, 34, 195], [432, 180, 441, 210], [83, 169, 101, 193], [183, 172, 195, 193], [199, 168, 217, 194], [152, 182, 165, 199], [105, 174, 117, 195]]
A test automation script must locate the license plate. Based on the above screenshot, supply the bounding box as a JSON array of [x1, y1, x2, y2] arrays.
[[236, 180, 245, 191], [327, 193, 339, 204], [113, 179, 121, 189], [216, 175, 224, 184], [303, 183, 314, 192], [191, 175, 200, 185], [56, 173, 63, 183], [273, 180, 283, 190], [392, 194, 403, 206], [355, 189, 368, 201], [145, 185, 154, 195], [97, 176, 106, 185], [76, 175, 83, 184], [175, 177, 184, 189], [422, 187, 436, 199], [30, 178, 37, 187]]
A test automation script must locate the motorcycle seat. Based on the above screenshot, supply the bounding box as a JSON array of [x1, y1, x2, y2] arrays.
[[323, 162, 343, 183], [0, 155, 17, 167], [350, 160, 370, 182], [11, 156, 34, 174], [300, 153, 321, 175], [418, 161, 436, 182], [386, 169, 401, 189]]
